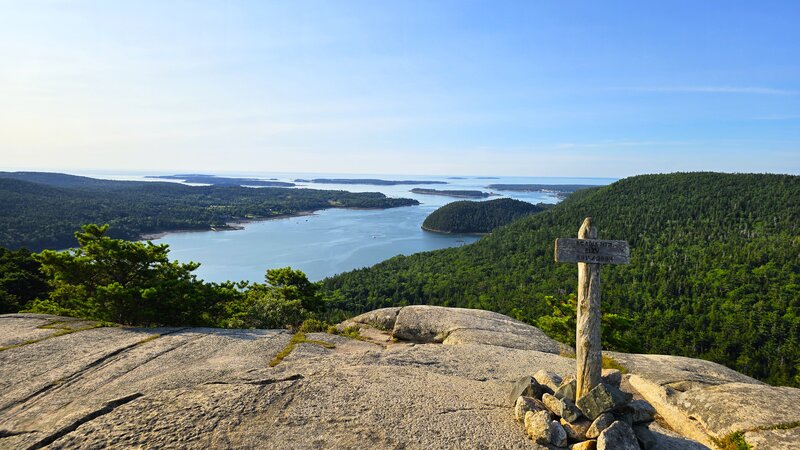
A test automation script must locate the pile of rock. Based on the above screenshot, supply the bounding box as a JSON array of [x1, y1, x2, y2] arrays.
[[510, 369, 657, 449]]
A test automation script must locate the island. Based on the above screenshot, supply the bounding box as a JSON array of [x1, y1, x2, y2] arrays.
[[0, 172, 418, 251], [410, 188, 496, 199], [146, 174, 295, 187], [421, 198, 552, 234], [486, 184, 599, 199], [294, 178, 447, 186]]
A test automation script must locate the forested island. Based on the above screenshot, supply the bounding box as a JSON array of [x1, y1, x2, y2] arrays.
[[295, 178, 447, 185], [410, 188, 494, 199], [487, 183, 598, 198], [325, 173, 800, 387], [422, 198, 551, 233], [145, 174, 295, 187], [0, 172, 418, 251]]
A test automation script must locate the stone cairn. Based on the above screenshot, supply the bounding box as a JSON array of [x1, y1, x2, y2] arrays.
[[510, 369, 657, 450]]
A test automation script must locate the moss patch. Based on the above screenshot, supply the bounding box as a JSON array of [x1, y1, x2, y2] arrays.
[[0, 320, 109, 352], [328, 325, 362, 340], [601, 355, 629, 374], [768, 420, 800, 430], [269, 331, 336, 367], [712, 431, 752, 450], [555, 351, 628, 375]]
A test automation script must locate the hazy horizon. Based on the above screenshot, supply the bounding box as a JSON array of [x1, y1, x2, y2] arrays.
[[2, 1, 799, 177]]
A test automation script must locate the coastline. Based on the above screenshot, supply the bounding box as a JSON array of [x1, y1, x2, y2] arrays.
[[138, 204, 418, 242], [139, 210, 317, 241], [414, 193, 498, 199], [420, 224, 490, 236]]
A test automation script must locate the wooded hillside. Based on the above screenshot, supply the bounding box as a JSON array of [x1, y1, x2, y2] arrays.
[[422, 198, 551, 233], [324, 173, 800, 386], [0, 172, 418, 251]]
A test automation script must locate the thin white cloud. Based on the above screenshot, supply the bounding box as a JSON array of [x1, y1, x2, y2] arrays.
[[608, 86, 797, 95], [555, 140, 691, 149]]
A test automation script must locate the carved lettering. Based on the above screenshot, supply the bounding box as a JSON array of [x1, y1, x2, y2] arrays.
[[554, 238, 630, 265]]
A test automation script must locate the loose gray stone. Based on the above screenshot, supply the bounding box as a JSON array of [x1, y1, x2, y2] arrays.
[[509, 376, 543, 405], [597, 421, 639, 450], [561, 417, 591, 441], [618, 411, 634, 426], [555, 378, 577, 403], [525, 410, 553, 445], [575, 383, 632, 420], [533, 369, 563, 394], [624, 399, 656, 423], [586, 412, 616, 439], [600, 369, 622, 387], [549, 420, 568, 447], [633, 424, 658, 450], [514, 396, 547, 422], [543, 393, 581, 423]]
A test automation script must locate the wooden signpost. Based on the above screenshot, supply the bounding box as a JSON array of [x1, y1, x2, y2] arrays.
[[554, 217, 630, 400]]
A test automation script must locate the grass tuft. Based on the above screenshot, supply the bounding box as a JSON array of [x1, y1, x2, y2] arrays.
[[712, 431, 751, 450], [0, 320, 108, 352], [269, 331, 336, 367], [328, 325, 362, 340], [601, 355, 629, 374]]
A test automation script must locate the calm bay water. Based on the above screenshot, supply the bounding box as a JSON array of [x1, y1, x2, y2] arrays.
[[81, 171, 614, 282]]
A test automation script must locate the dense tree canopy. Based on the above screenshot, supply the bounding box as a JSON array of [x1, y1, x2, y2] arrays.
[[28, 224, 233, 325], [422, 198, 552, 233], [0, 247, 49, 314], [0, 172, 418, 251], [324, 173, 800, 387], [9, 225, 327, 330]]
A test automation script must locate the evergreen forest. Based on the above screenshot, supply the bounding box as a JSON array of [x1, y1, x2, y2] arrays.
[[0, 172, 417, 251], [324, 173, 800, 387], [1, 171, 799, 387], [422, 198, 552, 233]]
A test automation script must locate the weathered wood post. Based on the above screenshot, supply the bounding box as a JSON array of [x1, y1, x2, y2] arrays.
[[555, 217, 629, 399]]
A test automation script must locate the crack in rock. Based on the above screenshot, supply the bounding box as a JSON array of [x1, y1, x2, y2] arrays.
[[0, 429, 35, 438], [205, 374, 305, 386], [0, 328, 189, 416], [25, 393, 144, 450], [437, 405, 504, 415]]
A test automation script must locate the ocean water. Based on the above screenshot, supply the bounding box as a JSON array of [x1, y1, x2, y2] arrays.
[[79, 171, 614, 282]]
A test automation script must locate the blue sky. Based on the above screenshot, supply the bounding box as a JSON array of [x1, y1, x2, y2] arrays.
[[1, 1, 798, 177]]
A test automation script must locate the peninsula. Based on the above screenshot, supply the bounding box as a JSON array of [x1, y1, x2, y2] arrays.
[[410, 188, 495, 199], [487, 184, 598, 199], [145, 174, 295, 187], [295, 178, 447, 186], [0, 172, 418, 251]]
